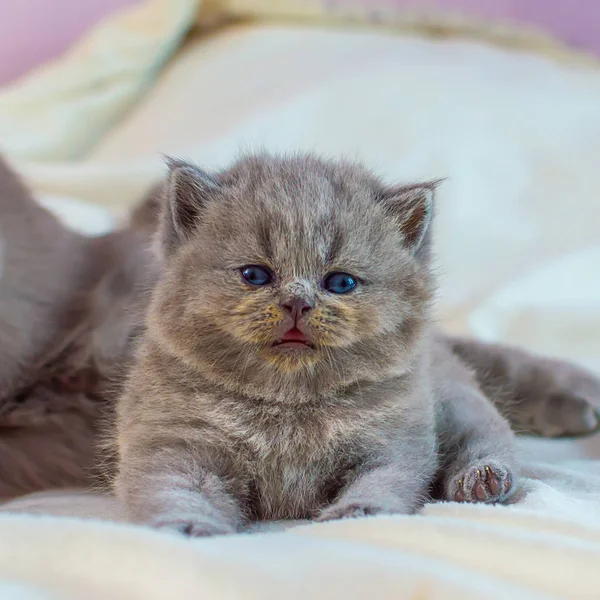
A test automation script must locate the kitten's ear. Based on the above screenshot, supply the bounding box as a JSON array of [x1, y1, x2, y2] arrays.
[[379, 181, 440, 256], [160, 157, 218, 254]]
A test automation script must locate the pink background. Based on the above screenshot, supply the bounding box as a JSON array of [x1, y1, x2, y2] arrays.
[[0, 0, 598, 86], [0, 0, 140, 85]]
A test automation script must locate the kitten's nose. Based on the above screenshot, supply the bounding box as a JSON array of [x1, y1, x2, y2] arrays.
[[281, 298, 313, 322]]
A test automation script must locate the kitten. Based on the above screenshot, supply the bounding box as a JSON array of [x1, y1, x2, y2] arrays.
[[113, 153, 600, 535]]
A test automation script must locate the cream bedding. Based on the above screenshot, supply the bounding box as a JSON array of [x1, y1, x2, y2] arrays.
[[0, 0, 199, 162], [2, 12, 600, 600]]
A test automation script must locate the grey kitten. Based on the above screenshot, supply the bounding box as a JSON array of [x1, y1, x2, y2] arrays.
[[113, 153, 600, 535]]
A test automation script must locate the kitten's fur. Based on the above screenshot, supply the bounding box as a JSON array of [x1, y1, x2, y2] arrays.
[[0, 155, 157, 498], [113, 154, 600, 534], [0, 153, 598, 505], [447, 336, 600, 438], [0, 156, 83, 398]]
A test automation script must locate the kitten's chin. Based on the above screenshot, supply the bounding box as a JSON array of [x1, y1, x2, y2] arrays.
[[262, 343, 320, 373]]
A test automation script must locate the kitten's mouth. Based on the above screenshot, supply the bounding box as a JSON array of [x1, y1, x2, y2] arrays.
[[272, 328, 314, 350]]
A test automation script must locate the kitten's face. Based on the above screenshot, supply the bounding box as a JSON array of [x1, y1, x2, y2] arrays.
[[150, 155, 435, 396]]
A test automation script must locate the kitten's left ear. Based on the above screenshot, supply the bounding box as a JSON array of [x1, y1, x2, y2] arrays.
[[379, 181, 440, 255]]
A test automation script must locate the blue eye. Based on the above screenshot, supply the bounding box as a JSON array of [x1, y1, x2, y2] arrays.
[[241, 265, 273, 286], [323, 272, 358, 294]]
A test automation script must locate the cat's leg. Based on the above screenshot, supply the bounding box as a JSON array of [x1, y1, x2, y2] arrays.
[[316, 420, 438, 521], [444, 335, 600, 438], [432, 340, 517, 503], [114, 441, 246, 537], [316, 462, 432, 521]]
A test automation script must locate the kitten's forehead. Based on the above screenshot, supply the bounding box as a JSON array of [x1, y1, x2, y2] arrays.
[[223, 154, 378, 208], [213, 155, 392, 268]]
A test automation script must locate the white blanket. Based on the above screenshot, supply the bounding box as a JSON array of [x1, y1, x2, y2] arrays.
[[2, 442, 600, 599], [2, 24, 600, 600]]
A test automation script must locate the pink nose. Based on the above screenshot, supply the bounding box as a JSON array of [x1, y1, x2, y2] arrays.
[[281, 299, 313, 322]]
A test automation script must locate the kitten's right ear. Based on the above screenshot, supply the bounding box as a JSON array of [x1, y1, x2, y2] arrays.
[[160, 157, 218, 254]]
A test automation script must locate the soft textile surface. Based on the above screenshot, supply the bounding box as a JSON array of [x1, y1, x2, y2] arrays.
[[2, 23, 600, 600], [214, 0, 600, 58], [1, 0, 596, 164], [201, 0, 600, 66], [38, 194, 116, 236], [0, 0, 198, 161]]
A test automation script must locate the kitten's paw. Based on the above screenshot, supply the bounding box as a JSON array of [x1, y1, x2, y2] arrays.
[[447, 462, 514, 504], [152, 514, 235, 537], [315, 500, 410, 523], [316, 501, 393, 522]]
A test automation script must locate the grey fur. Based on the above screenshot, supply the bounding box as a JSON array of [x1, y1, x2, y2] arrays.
[[432, 336, 516, 502], [0, 154, 157, 498], [115, 154, 440, 531], [447, 336, 600, 438]]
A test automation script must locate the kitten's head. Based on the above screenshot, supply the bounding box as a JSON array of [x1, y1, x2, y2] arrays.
[[149, 154, 438, 397]]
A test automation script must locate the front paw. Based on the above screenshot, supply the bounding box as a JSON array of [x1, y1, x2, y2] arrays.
[[152, 514, 235, 537], [445, 461, 514, 504], [316, 502, 387, 523]]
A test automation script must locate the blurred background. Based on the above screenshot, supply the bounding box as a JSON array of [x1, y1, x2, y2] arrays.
[[1, 0, 599, 373]]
